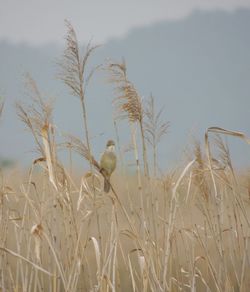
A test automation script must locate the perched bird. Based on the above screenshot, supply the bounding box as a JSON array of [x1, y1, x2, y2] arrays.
[[100, 140, 117, 192]]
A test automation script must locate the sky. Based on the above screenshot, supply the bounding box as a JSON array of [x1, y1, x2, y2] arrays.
[[1, 0, 250, 45]]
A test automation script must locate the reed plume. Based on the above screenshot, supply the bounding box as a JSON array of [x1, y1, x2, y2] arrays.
[[214, 135, 233, 171], [66, 135, 100, 171], [58, 20, 100, 171], [108, 60, 149, 176], [144, 94, 169, 176], [193, 140, 210, 201], [16, 74, 54, 157], [16, 74, 64, 190]]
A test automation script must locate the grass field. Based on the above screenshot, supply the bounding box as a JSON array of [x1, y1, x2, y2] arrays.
[[1, 22, 250, 292]]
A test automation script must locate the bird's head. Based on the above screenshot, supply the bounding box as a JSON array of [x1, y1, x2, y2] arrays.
[[106, 140, 115, 152]]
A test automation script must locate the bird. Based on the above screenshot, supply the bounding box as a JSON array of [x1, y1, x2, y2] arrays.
[[100, 140, 117, 192]]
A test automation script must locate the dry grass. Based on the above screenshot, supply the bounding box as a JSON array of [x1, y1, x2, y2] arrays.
[[1, 154, 250, 291], [1, 23, 250, 292]]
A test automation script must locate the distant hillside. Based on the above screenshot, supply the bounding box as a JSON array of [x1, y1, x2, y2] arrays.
[[1, 9, 250, 170]]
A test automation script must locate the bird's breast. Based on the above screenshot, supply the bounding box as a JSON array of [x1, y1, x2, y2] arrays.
[[100, 151, 116, 175]]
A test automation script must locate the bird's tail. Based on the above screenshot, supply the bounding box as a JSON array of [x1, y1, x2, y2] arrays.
[[104, 177, 110, 193]]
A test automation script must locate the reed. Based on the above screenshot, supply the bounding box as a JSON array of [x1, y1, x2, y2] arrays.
[[1, 24, 250, 292]]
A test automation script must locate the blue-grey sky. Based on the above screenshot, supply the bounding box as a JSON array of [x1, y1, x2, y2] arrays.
[[1, 0, 250, 45]]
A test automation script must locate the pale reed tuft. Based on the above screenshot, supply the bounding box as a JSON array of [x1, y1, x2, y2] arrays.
[[66, 135, 100, 171], [108, 61, 143, 123]]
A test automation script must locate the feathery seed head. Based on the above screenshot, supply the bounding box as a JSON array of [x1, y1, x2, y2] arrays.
[[108, 60, 143, 123]]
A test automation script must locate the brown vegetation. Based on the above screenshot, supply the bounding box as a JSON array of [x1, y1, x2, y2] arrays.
[[1, 22, 250, 292]]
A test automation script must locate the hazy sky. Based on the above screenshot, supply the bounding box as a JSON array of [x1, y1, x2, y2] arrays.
[[1, 0, 250, 45]]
